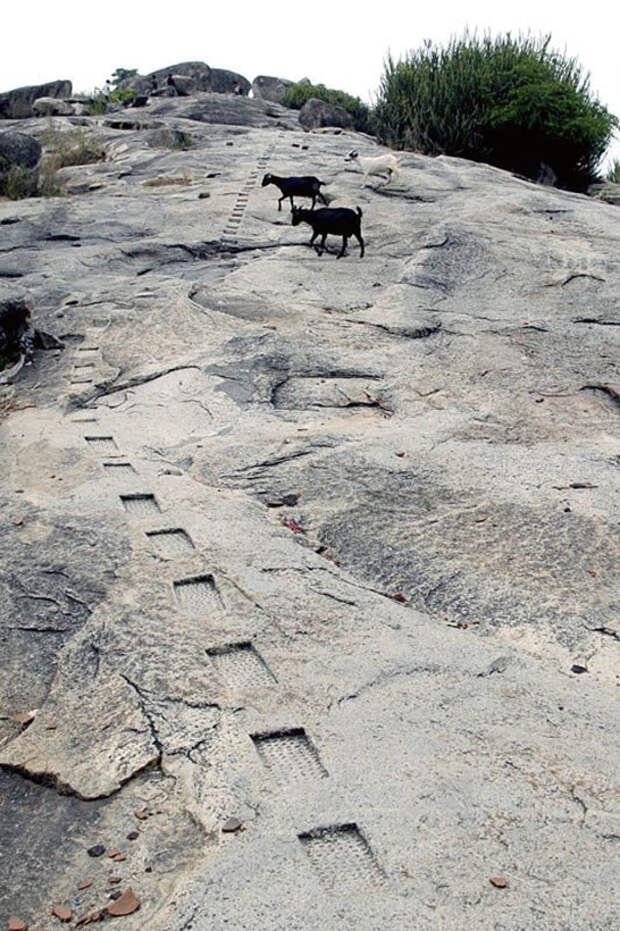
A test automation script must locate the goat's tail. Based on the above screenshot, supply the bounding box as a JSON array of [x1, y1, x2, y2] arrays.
[[318, 180, 326, 187], [356, 207, 363, 218]]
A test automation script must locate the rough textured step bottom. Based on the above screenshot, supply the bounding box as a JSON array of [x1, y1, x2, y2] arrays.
[[103, 463, 136, 479], [174, 574, 219, 612], [146, 528, 194, 557], [120, 493, 160, 516], [207, 642, 276, 688], [252, 728, 327, 780], [299, 824, 384, 889], [85, 435, 117, 452]]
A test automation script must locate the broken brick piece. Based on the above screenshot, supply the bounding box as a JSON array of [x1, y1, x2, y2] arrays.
[[78, 880, 92, 890], [108, 876, 122, 885], [10, 710, 35, 727], [75, 912, 102, 927], [489, 877, 509, 888], [391, 593, 408, 604], [51, 904, 73, 921], [106, 850, 120, 858], [134, 809, 148, 821], [105, 888, 140, 917], [7, 918, 27, 931], [113, 854, 126, 862]]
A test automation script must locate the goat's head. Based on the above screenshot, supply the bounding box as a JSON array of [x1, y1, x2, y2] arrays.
[[290, 206, 306, 226], [261, 173, 272, 187], [345, 151, 359, 162]]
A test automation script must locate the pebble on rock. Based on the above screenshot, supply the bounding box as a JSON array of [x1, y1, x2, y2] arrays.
[[7, 919, 27, 931], [87, 844, 105, 857], [105, 888, 140, 917]]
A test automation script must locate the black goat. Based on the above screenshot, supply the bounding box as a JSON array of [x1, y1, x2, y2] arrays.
[[291, 206, 365, 259], [261, 173, 327, 211]]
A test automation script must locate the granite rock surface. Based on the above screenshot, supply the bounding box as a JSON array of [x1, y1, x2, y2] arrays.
[[0, 94, 618, 931]]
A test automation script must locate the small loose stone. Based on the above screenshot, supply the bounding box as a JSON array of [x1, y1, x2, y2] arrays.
[[87, 845, 105, 858], [7, 918, 27, 931]]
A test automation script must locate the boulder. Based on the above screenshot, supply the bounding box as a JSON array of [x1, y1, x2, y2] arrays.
[[588, 180, 620, 206], [32, 96, 75, 117], [251, 75, 294, 103], [0, 131, 41, 169], [298, 97, 354, 130], [168, 75, 194, 97], [120, 62, 212, 96], [147, 94, 297, 129], [0, 131, 41, 197], [120, 62, 249, 97], [209, 69, 250, 96], [0, 80, 72, 119]]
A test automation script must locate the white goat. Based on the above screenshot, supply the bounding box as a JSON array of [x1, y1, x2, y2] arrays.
[[345, 150, 400, 188]]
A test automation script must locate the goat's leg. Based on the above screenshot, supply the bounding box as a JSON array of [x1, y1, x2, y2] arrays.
[[309, 230, 319, 251], [278, 194, 285, 212], [337, 235, 348, 259], [354, 232, 365, 258], [315, 232, 327, 255], [290, 195, 295, 211], [311, 194, 316, 209]]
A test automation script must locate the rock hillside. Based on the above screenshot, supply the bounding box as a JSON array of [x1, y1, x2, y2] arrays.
[[0, 92, 619, 931]]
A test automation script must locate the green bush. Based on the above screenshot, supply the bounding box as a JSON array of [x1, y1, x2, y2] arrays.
[[282, 80, 373, 133], [0, 163, 37, 199], [45, 130, 105, 168], [87, 86, 136, 115], [374, 32, 618, 191]]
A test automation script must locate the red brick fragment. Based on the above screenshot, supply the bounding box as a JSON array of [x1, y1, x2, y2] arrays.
[[105, 888, 140, 917], [7, 918, 27, 931], [10, 711, 35, 726], [51, 904, 72, 921]]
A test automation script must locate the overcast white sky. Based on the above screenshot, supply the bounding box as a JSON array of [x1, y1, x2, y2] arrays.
[[2, 1, 619, 164]]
